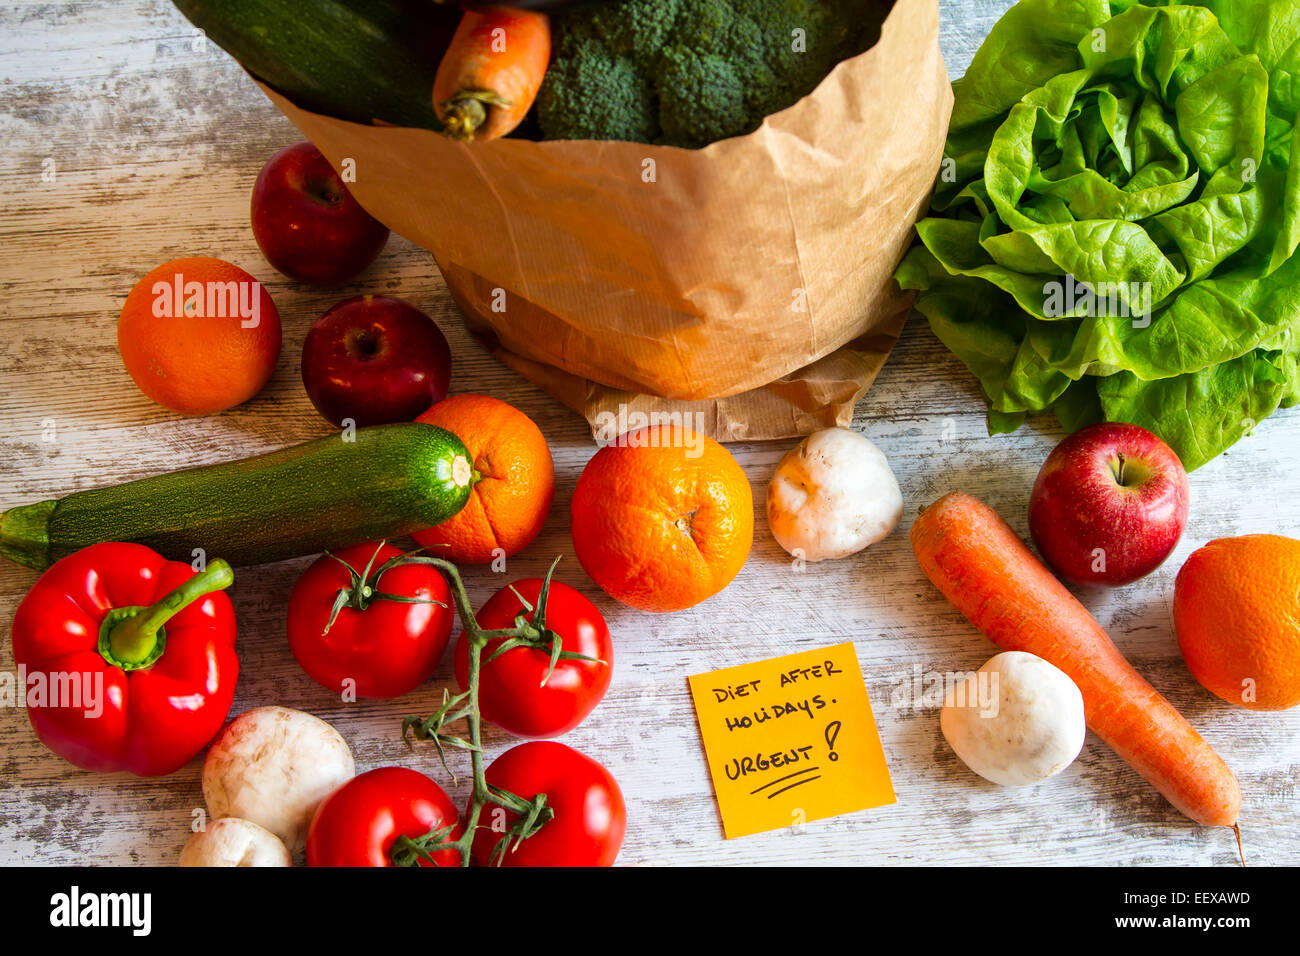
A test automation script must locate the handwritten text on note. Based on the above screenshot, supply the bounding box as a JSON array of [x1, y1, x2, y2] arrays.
[[689, 642, 895, 838]]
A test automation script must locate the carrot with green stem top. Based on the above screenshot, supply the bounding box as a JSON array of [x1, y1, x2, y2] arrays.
[[433, 5, 551, 142], [911, 492, 1242, 832]]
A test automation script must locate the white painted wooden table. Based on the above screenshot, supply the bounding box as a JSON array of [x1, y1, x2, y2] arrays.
[[1, 1, 1296, 867]]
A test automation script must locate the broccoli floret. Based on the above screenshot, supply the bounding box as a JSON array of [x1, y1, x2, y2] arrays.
[[669, 5, 775, 122], [592, 0, 685, 70], [656, 47, 749, 149], [536, 42, 659, 143], [538, 0, 880, 148]]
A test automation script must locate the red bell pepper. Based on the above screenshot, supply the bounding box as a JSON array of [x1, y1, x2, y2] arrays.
[[10, 542, 238, 776]]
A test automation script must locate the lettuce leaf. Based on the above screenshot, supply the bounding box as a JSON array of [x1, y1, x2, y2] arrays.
[[898, 0, 1300, 469]]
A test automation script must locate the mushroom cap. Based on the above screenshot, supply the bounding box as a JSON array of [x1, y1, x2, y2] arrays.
[[940, 651, 1086, 787], [202, 705, 355, 853], [766, 427, 903, 562], [179, 817, 292, 867]]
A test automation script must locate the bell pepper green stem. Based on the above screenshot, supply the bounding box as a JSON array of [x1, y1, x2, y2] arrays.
[[100, 559, 234, 671]]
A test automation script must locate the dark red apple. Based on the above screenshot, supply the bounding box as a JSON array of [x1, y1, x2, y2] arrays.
[[251, 141, 389, 286], [302, 295, 452, 427], [1028, 422, 1189, 587]]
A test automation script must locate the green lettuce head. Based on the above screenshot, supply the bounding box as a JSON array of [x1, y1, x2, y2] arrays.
[[897, 0, 1300, 469]]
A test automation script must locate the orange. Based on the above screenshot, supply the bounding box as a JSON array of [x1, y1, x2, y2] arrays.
[[118, 257, 281, 414], [412, 394, 554, 564], [1173, 534, 1300, 711], [570, 424, 753, 613]]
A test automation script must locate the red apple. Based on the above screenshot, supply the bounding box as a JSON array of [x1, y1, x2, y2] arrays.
[[302, 295, 452, 427], [251, 141, 389, 286], [1028, 422, 1189, 587]]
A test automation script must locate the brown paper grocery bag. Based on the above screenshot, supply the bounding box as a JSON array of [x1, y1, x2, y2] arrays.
[[258, 0, 951, 442]]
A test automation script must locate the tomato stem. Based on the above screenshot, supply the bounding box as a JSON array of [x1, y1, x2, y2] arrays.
[[396, 554, 561, 866], [321, 542, 448, 635]]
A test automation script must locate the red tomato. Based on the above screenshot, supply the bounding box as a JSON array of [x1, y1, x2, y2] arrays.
[[472, 741, 626, 867], [307, 766, 462, 867], [455, 579, 612, 738], [288, 542, 453, 699]]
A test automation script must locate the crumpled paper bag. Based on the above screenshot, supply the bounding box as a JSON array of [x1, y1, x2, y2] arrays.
[[259, 0, 951, 441]]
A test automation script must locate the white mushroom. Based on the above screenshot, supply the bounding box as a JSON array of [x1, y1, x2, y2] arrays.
[[202, 706, 354, 854], [940, 651, 1086, 787], [178, 817, 292, 867], [766, 427, 903, 562]]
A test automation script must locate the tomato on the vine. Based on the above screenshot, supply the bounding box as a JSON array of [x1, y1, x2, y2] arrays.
[[455, 578, 612, 737], [307, 766, 462, 867], [472, 741, 626, 867], [288, 541, 453, 699]]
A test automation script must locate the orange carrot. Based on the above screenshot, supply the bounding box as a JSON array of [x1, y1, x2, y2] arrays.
[[911, 491, 1241, 828], [433, 6, 551, 143]]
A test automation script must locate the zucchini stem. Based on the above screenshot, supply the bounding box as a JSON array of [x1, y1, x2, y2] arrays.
[[0, 499, 56, 570]]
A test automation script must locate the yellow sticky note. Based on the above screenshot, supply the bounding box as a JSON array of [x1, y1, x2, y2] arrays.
[[689, 642, 895, 838]]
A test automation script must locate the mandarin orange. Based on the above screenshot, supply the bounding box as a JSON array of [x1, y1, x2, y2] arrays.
[[411, 394, 554, 564], [1174, 534, 1300, 710], [570, 425, 753, 613], [117, 256, 281, 414]]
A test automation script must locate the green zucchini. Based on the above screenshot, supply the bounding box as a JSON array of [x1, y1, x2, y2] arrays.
[[172, 0, 457, 130], [0, 424, 475, 571]]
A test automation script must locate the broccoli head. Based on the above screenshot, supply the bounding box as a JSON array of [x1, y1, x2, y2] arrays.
[[656, 47, 751, 149], [535, 28, 660, 143], [537, 0, 886, 148], [591, 0, 685, 70]]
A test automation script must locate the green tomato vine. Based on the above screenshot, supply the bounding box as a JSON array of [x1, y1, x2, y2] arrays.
[[380, 551, 592, 867]]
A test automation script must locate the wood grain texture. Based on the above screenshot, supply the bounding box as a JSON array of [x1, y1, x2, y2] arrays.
[[0, 0, 1296, 867]]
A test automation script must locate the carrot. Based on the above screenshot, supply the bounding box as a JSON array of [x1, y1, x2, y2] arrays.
[[911, 491, 1241, 828], [433, 6, 551, 143]]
